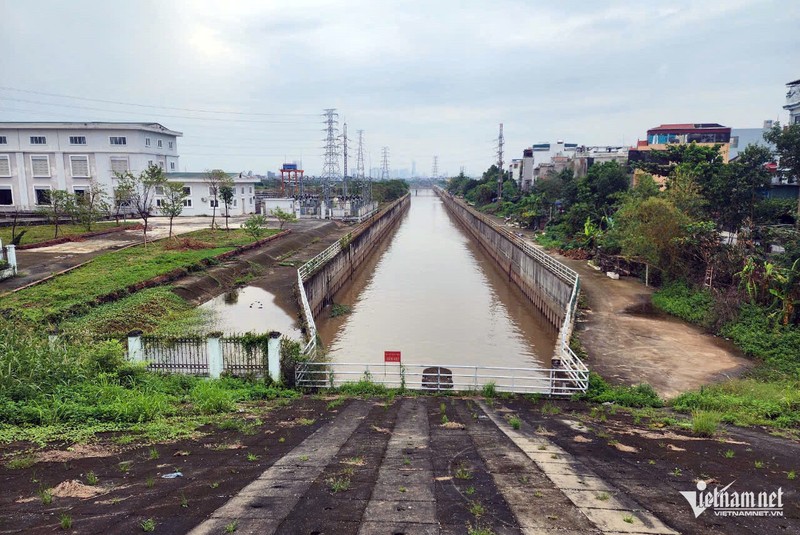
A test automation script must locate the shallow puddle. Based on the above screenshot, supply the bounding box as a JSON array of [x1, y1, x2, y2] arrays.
[[199, 285, 302, 337]]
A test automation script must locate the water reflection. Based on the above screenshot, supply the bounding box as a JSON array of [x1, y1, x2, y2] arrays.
[[199, 285, 302, 337]]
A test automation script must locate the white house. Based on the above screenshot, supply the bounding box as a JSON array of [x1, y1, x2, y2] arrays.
[[0, 122, 181, 211], [162, 172, 259, 216]]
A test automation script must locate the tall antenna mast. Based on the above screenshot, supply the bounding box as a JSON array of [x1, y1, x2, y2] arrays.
[[322, 108, 340, 211], [497, 123, 504, 201]]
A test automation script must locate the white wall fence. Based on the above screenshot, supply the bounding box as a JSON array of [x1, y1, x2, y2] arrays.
[[125, 332, 282, 381], [0, 241, 18, 280]]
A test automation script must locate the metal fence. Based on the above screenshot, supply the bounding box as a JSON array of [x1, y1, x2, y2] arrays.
[[295, 362, 589, 396], [140, 336, 209, 375], [221, 338, 269, 376]]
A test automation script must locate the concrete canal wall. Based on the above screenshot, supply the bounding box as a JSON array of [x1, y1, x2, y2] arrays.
[[303, 195, 410, 320], [436, 189, 574, 331]]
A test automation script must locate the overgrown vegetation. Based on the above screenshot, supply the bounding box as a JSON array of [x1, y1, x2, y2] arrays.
[[0, 221, 138, 247], [575, 373, 663, 408]]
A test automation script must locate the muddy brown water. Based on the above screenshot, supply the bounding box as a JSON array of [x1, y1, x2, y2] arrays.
[[316, 191, 556, 368], [199, 284, 303, 338]]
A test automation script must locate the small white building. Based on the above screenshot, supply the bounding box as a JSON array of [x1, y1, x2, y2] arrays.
[[163, 172, 259, 217], [0, 122, 181, 211]]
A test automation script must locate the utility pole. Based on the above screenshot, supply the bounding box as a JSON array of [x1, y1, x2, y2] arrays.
[[322, 108, 341, 214], [340, 121, 349, 197], [380, 147, 390, 180], [432, 156, 439, 181], [497, 123, 504, 202]]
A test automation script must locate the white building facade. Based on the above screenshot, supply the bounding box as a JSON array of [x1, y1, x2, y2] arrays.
[[0, 122, 181, 211], [163, 172, 259, 217]]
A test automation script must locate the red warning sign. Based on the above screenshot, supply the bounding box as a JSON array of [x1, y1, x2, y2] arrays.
[[384, 351, 401, 363]]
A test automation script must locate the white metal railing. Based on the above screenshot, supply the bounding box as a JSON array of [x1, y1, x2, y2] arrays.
[[295, 362, 589, 396]]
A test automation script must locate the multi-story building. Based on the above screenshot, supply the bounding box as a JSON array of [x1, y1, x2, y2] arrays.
[[785, 78, 800, 125], [571, 146, 629, 178], [628, 123, 732, 185], [0, 122, 181, 211], [163, 172, 259, 217]]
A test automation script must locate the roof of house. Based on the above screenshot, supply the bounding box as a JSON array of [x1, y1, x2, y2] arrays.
[[0, 122, 182, 136], [787, 79, 800, 86]]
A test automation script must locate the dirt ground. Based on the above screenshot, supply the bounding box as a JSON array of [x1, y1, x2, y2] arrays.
[[1, 396, 796, 534], [484, 215, 753, 399]]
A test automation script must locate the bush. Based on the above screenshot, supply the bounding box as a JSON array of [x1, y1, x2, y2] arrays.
[[691, 410, 721, 436], [721, 305, 800, 376], [190, 381, 235, 414], [575, 372, 663, 408], [652, 281, 714, 327]]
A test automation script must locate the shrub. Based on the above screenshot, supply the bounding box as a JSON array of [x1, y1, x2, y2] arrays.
[[190, 381, 235, 414], [575, 373, 663, 408], [652, 281, 714, 327], [691, 410, 721, 436], [721, 305, 800, 376]]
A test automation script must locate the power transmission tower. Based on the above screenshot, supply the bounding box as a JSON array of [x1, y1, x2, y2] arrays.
[[432, 156, 439, 180], [322, 108, 340, 212], [497, 123, 504, 202], [380, 147, 390, 180], [355, 130, 365, 179], [340, 121, 349, 197]]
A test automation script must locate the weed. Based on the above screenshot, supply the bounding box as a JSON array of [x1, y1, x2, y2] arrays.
[[148, 447, 159, 460], [342, 457, 365, 466], [329, 303, 352, 318], [455, 464, 473, 480], [59, 512, 72, 529], [440, 402, 447, 414], [469, 501, 485, 517], [541, 402, 561, 415], [145, 476, 155, 488], [508, 416, 521, 430], [298, 454, 309, 462], [623, 514, 635, 524], [467, 525, 495, 535], [755, 460, 764, 469], [648, 460, 656, 465], [210, 482, 220, 489], [537, 445, 547, 451], [247, 453, 260, 462], [85, 470, 98, 485], [691, 410, 721, 437], [441, 414, 449, 424], [399, 486, 407, 493], [297, 418, 315, 426], [465, 486, 476, 496], [110, 498, 121, 505], [278, 437, 285, 443], [672, 467, 682, 476], [788, 470, 796, 480], [550, 453, 559, 459], [180, 492, 188, 508], [224, 520, 238, 533], [326, 476, 351, 493], [140, 519, 155, 532], [482, 382, 497, 398], [403, 457, 411, 466], [340, 466, 355, 476], [7, 454, 36, 470], [533, 490, 543, 498], [326, 398, 344, 410], [39, 488, 53, 505], [118, 461, 132, 473], [723, 449, 735, 459], [597, 492, 610, 501]]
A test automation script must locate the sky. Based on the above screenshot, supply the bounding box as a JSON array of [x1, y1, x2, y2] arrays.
[[1, 0, 798, 177]]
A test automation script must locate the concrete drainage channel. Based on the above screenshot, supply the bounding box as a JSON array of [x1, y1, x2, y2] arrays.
[[187, 399, 681, 535]]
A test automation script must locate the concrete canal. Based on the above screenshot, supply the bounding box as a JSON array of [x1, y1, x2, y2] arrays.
[[316, 190, 557, 368]]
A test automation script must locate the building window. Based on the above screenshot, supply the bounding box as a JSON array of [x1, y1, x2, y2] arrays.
[[170, 162, 175, 170], [148, 160, 154, 166], [155, 186, 165, 195], [69, 136, 86, 145], [157, 139, 163, 148], [0, 136, 8, 144], [182, 186, 191, 196], [208, 186, 216, 196], [182, 199, 192, 207], [145, 137, 151, 147], [69, 155, 90, 177], [794, 115, 800, 125], [249, 187, 253, 194], [241, 187, 245, 194], [209, 199, 219, 208], [233, 199, 237, 207], [0, 155, 10, 177], [30, 136, 47, 145], [110, 157, 129, 174], [156, 199, 164, 207], [31, 155, 50, 177], [109, 136, 127, 145], [73, 188, 86, 199], [250, 197, 253, 205], [168, 141, 173, 149], [0, 188, 12, 205], [35, 188, 51, 205], [158, 161, 164, 169]]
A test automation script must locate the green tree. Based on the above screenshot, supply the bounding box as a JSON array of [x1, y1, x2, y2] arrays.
[[763, 122, 800, 229], [664, 168, 707, 219], [242, 214, 269, 240], [129, 163, 167, 245], [204, 169, 228, 229], [112, 173, 135, 224], [218, 180, 235, 230], [270, 206, 297, 230], [712, 144, 773, 232], [582, 161, 630, 215], [159, 182, 189, 237], [75, 180, 109, 232], [37, 190, 76, 239]]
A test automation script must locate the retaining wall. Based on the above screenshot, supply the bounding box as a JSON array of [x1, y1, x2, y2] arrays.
[[436, 190, 573, 331], [303, 195, 410, 320]]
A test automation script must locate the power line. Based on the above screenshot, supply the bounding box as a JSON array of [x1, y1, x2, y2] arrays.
[[0, 86, 316, 116]]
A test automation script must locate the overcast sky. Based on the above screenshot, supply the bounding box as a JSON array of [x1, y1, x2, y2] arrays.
[[1, 0, 798, 177]]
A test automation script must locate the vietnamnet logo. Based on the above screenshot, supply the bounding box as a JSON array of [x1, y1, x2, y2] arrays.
[[680, 480, 784, 518]]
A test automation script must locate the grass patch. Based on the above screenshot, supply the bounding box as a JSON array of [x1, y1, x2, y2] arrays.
[[574, 373, 663, 408], [0, 222, 138, 247], [652, 281, 714, 327], [329, 303, 352, 318], [2, 228, 276, 325], [691, 410, 721, 437], [481, 382, 497, 398]]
